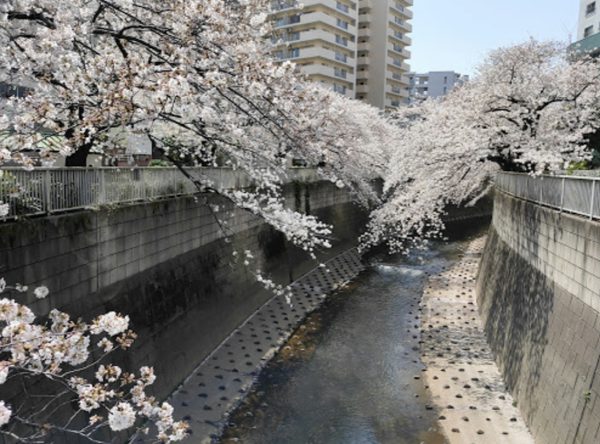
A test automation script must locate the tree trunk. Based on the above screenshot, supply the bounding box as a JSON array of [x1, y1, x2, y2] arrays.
[[65, 144, 92, 167]]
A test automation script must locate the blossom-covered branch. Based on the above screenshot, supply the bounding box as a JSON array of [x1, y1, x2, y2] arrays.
[[0, 0, 392, 254], [363, 40, 600, 252], [0, 280, 188, 443]]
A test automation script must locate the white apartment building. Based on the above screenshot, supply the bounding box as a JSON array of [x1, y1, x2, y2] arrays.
[[270, 0, 413, 109], [408, 71, 469, 103], [578, 0, 599, 39], [270, 0, 359, 98], [356, 0, 413, 109], [572, 0, 600, 55]]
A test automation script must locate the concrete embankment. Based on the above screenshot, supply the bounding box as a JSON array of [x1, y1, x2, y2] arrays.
[[477, 190, 600, 444], [0, 180, 366, 414]]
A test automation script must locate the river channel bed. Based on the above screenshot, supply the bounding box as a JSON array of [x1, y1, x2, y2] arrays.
[[217, 234, 487, 444]]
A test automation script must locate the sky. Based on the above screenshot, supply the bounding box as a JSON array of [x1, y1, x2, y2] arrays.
[[410, 0, 580, 76]]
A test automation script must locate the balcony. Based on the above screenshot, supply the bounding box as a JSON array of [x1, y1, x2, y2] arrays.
[[568, 32, 600, 58], [289, 46, 354, 66], [390, 2, 413, 19], [359, 28, 371, 38], [386, 84, 409, 98], [358, 13, 371, 23], [356, 69, 370, 81], [300, 29, 357, 51], [295, 0, 358, 19], [387, 72, 410, 85], [385, 96, 408, 108], [387, 28, 411, 45], [275, 11, 357, 35], [387, 56, 410, 72], [389, 17, 412, 33], [357, 56, 370, 66], [389, 44, 410, 59], [270, 0, 299, 12], [358, 42, 370, 51], [356, 84, 369, 93], [301, 64, 356, 84]]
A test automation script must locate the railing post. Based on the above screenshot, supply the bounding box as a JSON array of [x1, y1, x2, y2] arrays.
[[590, 179, 596, 220], [43, 169, 52, 214], [560, 177, 565, 213], [98, 169, 106, 205], [539, 175, 543, 204]]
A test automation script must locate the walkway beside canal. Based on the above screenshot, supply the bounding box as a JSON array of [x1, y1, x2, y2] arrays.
[[420, 236, 534, 443]]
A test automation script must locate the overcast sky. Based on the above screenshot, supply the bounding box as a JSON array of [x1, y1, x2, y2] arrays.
[[409, 0, 580, 76]]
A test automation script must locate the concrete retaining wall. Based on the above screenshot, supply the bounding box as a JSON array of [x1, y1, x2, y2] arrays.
[[0, 180, 367, 405], [477, 190, 600, 444]]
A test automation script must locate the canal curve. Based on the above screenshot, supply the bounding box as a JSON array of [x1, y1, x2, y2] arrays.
[[218, 238, 478, 444]]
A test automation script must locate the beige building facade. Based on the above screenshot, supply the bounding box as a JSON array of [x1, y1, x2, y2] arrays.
[[270, 0, 412, 109], [270, 0, 359, 98], [356, 0, 412, 109]]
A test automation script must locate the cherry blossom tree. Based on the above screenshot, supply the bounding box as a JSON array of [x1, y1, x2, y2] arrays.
[[363, 39, 600, 252], [0, 0, 392, 256], [475, 40, 600, 172], [0, 278, 189, 443], [0, 2, 400, 440]]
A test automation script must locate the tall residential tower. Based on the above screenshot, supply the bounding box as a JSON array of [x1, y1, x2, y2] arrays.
[[270, 0, 413, 109], [356, 0, 413, 109], [270, 0, 359, 98]]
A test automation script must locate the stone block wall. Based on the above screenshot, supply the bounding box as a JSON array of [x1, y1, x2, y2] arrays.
[[477, 190, 600, 444]]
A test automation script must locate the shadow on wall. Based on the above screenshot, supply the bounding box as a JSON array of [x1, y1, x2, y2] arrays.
[[476, 227, 553, 423]]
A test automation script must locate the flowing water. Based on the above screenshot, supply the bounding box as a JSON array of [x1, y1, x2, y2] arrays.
[[219, 231, 484, 444]]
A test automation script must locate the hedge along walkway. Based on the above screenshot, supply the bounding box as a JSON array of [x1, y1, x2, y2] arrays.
[[420, 236, 534, 443]]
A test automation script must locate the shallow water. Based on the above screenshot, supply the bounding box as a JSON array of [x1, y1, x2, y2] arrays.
[[217, 237, 480, 444]]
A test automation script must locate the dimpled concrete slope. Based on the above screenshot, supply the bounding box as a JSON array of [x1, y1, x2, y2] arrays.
[[165, 249, 364, 444], [420, 236, 534, 444]]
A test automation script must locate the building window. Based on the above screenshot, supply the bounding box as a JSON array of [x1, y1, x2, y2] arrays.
[[335, 35, 348, 46], [272, 31, 300, 43], [336, 1, 349, 13], [585, 25, 595, 37], [275, 14, 300, 27], [335, 52, 347, 62], [273, 48, 299, 59], [271, 0, 297, 10], [334, 67, 347, 78], [336, 18, 348, 29], [333, 83, 347, 94], [587, 2, 596, 15]]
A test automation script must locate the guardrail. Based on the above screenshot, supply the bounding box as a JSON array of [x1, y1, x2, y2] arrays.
[[495, 172, 600, 221], [0, 167, 319, 219]]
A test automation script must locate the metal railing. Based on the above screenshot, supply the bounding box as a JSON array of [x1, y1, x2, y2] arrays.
[[0, 167, 318, 219], [495, 172, 600, 221]]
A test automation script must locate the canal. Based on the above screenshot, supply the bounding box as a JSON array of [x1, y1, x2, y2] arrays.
[[218, 230, 485, 444]]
